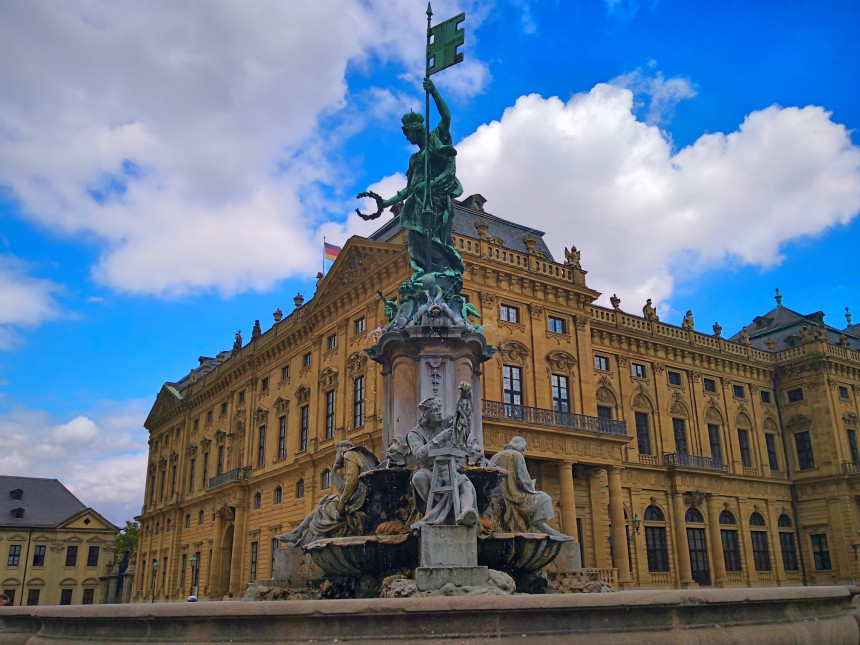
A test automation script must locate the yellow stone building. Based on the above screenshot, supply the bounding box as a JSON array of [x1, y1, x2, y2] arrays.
[[134, 199, 860, 601], [1, 476, 119, 606]]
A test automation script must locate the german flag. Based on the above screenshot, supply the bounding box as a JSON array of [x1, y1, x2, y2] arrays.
[[324, 242, 342, 262]]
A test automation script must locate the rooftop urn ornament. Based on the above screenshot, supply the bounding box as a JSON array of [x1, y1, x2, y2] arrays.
[[294, 293, 304, 308], [610, 294, 621, 310], [713, 322, 722, 337], [273, 308, 283, 323], [775, 288, 783, 307], [765, 338, 777, 352]]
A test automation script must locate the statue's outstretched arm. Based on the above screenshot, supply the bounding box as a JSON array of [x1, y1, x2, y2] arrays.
[[424, 77, 450, 139]]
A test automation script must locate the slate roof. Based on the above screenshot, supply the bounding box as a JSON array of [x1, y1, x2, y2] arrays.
[[370, 197, 555, 260], [0, 476, 87, 529], [728, 304, 860, 352]]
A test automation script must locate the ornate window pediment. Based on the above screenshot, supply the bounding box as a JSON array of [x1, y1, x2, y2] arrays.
[[214, 430, 227, 444], [668, 391, 689, 417], [254, 407, 269, 423], [786, 415, 811, 432], [704, 407, 722, 424], [295, 385, 311, 405], [273, 396, 290, 414], [596, 386, 616, 405], [200, 438, 211, 451], [735, 412, 752, 429], [844, 412, 858, 427], [319, 367, 339, 391], [546, 351, 576, 373], [499, 340, 530, 365], [346, 352, 366, 378]]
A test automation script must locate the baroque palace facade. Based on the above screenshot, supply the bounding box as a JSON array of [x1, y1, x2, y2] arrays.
[[135, 197, 860, 601]]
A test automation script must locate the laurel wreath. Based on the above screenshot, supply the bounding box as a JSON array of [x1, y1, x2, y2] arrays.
[[355, 191, 385, 220]]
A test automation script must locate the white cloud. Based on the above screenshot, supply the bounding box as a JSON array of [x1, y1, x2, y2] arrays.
[[0, 399, 150, 525], [612, 69, 696, 125], [0, 254, 63, 348], [0, 1, 493, 298], [456, 83, 860, 310]]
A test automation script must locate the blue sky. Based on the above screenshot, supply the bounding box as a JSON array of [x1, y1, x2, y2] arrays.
[[1, 0, 859, 524]]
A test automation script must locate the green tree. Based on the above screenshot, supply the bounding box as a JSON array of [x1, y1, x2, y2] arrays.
[[114, 520, 139, 558]]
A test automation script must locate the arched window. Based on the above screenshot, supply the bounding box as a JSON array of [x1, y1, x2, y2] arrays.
[[198, 509, 204, 525], [719, 510, 741, 572], [685, 507, 704, 523], [274, 486, 282, 504], [321, 469, 331, 490], [749, 512, 771, 571], [643, 505, 668, 573], [777, 514, 798, 571], [253, 492, 261, 509], [296, 479, 305, 498], [184, 514, 190, 528]]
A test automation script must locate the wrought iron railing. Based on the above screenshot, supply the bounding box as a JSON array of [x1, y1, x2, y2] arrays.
[[209, 467, 251, 489], [482, 400, 628, 437], [663, 453, 726, 472], [842, 461, 860, 475]]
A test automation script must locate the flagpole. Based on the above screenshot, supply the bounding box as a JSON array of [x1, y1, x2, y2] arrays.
[[322, 236, 326, 276], [424, 3, 433, 277]]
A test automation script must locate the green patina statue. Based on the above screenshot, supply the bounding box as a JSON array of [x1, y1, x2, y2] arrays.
[[357, 77, 464, 284]]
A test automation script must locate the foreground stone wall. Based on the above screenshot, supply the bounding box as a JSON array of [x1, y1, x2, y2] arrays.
[[1, 586, 858, 644]]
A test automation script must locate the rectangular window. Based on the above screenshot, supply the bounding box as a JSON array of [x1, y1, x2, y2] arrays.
[[721, 529, 742, 571], [170, 465, 177, 497], [810, 534, 831, 570], [188, 458, 196, 493], [733, 384, 745, 398], [257, 425, 266, 468], [597, 405, 613, 420], [281, 365, 290, 381], [82, 588, 94, 605], [500, 304, 519, 323], [668, 371, 682, 386], [737, 429, 752, 467], [848, 428, 859, 463], [60, 589, 73, 605], [193, 419, 199, 431], [548, 316, 566, 334], [795, 431, 815, 470], [261, 377, 269, 392], [751, 531, 771, 571], [780, 532, 799, 571], [303, 352, 312, 368], [2, 589, 14, 606], [7, 545, 21, 567], [278, 415, 287, 460], [839, 385, 850, 399], [217, 445, 224, 476], [271, 539, 279, 577], [503, 365, 523, 407], [238, 390, 245, 404], [65, 546, 78, 567], [673, 418, 688, 454], [354, 317, 366, 335], [202, 453, 209, 489], [26, 589, 40, 606], [635, 412, 651, 455], [300, 406, 309, 452], [86, 546, 99, 568], [703, 378, 716, 392], [354, 376, 365, 428], [327, 334, 337, 350], [760, 390, 772, 404], [551, 374, 570, 413], [631, 363, 646, 379], [787, 388, 803, 403], [708, 424, 722, 465], [645, 526, 669, 572], [32, 545, 46, 567], [325, 390, 336, 439], [206, 410, 213, 423], [594, 355, 609, 371], [765, 434, 780, 471], [220, 402, 228, 415], [250, 541, 259, 582], [180, 554, 187, 591]]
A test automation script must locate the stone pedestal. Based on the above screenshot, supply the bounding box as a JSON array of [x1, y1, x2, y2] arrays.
[[271, 546, 323, 587], [415, 525, 488, 591], [551, 541, 582, 573]]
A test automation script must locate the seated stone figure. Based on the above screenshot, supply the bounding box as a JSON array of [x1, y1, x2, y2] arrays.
[[490, 436, 567, 538], [276, 440, 378, 547]]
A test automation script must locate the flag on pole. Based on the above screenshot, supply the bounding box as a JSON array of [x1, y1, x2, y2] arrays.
[[324, 242, 342, 261], [428, 12, 465, 76]]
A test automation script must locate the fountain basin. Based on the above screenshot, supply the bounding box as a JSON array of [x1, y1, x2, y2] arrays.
[[304, 533, 417, 577], [478, 532, 570, 573]]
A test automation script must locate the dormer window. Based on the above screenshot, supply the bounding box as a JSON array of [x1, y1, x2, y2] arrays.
[[11, 507, 24, 519], [9, 489, 23, 501]]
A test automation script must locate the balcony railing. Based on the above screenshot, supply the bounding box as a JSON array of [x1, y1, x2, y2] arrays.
[[482, 400, 628, 437], [209, 467, 251, 489], [664, 453, 726, 472], [842, 461, 860, 475]]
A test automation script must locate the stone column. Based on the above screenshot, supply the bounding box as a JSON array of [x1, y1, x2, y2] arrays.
[[228, 503, 248, 596], [557, 461, 578, 536], [588, 468, 611, 568], [671, 491, 693, 587], [608, 467, 633, 585], [706, 495, 727, 587], [208, 509, 223, 598]]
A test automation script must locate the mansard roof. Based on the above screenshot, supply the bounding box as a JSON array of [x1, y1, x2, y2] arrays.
[[728, 304, 860, 351], [0, 476, 88, 529], [369, 196, 554, 260]]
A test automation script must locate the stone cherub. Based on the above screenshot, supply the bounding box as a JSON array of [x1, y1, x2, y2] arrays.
[[276, 440, 378, 547], [490, 436, 568, 539], [642, 299, 659, 321]]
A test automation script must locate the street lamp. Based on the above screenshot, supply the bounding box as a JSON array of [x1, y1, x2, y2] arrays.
[[151, 560, 159, 603], [632, 514, 641, 534], [189, 554, 199, 597]]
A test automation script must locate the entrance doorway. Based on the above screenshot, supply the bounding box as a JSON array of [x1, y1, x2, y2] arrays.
[[217, 523, 234, 597], [686, 527, 710, 586]]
